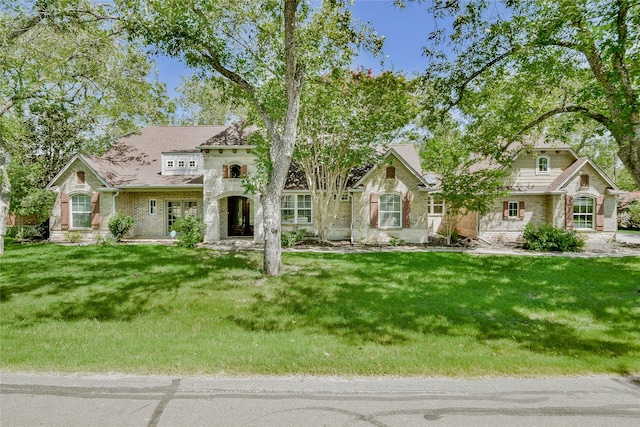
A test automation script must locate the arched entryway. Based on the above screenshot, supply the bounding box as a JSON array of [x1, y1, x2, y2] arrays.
[[227, 196, 254, 236]]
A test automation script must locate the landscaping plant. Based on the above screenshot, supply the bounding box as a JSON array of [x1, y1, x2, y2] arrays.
[[522, 223, 584, 252], [172, 216, 205, 248], [108, 212, 135, 242]]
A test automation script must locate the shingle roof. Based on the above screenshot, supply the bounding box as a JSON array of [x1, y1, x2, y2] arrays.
[[90, 126, 233, 187], [546, 157, 589, 192], [199, 123, 258, 146]]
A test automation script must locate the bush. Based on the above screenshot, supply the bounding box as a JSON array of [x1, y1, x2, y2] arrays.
[[172, 216, 205, 248], [108, 212, 135, 242], [620, 201, 640, 230], [522, 223, 584, 252], [282, 229, 306, 248]]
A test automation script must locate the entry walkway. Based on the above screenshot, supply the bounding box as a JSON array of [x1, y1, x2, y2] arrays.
[[2, 373, 639, 426]]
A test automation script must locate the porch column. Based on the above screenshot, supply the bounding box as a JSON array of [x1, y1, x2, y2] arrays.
[[203, 197, 220, 243]]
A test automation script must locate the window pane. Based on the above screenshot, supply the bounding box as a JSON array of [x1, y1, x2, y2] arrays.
[[73, 213, 91, 228], [573, 197, 594, 228], [297, 195, 311, 209], [380, 212, 401, 227]]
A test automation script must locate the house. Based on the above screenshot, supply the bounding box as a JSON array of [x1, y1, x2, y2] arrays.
[[46, 126, 623, 248], [46, 125, 444, 244], [459, 140, 625, 248]]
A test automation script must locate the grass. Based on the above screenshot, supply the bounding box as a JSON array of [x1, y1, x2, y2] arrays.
[[1, 241, 639, 377], [618, 229, 640, 235]]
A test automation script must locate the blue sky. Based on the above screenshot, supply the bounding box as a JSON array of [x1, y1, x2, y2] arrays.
[[154, 0, 435, 97]]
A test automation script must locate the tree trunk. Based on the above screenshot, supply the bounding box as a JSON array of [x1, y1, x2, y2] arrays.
[[262, 188, 283, 275], [615, 122, 640, 188], [0, 147, 11, 255], [260, 0, 303, 276]]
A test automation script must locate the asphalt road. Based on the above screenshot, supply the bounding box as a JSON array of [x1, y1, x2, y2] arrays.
[[1, 373, 639, 426]]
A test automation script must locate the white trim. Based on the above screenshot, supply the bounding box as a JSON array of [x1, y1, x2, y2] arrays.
[[378, 192, 402, 229], [70, 193, 92, 229], [351, 147, 428, 189], [281, 193, 313, 225], [535, 155, 550, 175]]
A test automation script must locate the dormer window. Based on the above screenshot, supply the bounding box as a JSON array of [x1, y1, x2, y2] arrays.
[[189, 160, 196, 168], [177, 160, 185, 168], [536, 156, 550, 174], [166, 160, 174, 168], [230, 164, 241, 178]]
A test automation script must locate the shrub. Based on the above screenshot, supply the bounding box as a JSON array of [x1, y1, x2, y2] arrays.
[[172, 216, 205, 248], [281, 229, 306, 248], [108, 212, 135, 242], [65, 231, 82, 244], [522, 223, 584, 252]]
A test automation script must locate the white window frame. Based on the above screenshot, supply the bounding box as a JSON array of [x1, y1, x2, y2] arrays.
[[536, 156, 550, 175], [166, 160, 174, 168], [281, 194, 312, 224], [189, 160, 196, 168], [429, 196, 444, 215], [508, 201, 519, 218], [177, 160, 185, 168], [379, 193, 402, 228], [573, 196, 594, 229], [149, 199, 157, 215], [71, 193, 92, 229]]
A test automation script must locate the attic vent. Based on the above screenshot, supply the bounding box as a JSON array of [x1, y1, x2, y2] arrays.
[[580, 174, 590, 188], [386, 166, 396, 179], [76, 171, 85, 186]]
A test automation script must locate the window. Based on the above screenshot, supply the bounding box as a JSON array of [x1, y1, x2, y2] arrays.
[[429, 196, 444, 215], [71, 194, 91, 228], [281, 194, 312, 224], [379, 193, 401, 228], [189, 160, 196, 168], [178, 160, 185, 168], [333, 193, 349, 202], [166, 200, 200, 234], [230, 164, 241, 178], [149, 199, 157, 215], [536, 156, 550, 174], [508, 201, 519, 218], [573, 196, 594, 229], [166, 160, 174, 168]]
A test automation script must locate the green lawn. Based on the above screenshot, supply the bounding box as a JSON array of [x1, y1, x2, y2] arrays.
[[1, 242, 639, 377]]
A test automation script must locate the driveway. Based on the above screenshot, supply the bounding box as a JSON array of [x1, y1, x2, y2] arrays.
[[2, 373, 639, 426], [617, 231, 640, 245]]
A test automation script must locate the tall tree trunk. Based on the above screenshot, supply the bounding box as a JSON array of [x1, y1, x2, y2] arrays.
[[261, 0, 303, 275], [614, 119, 640, 188], [0, 147, 11, 255]]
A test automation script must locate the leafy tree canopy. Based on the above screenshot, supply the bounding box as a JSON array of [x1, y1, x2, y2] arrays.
[[406, 0, 640, 186]]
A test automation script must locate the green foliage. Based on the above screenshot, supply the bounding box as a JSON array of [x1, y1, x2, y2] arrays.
[[415, 0, 640, 187], [1, 244, 639, 376], [65, 231, 82, 244], [108, 212, 135, 242], [618, 199, 640, 230], [522, 223, 585, 253], [172, 216, 205, 248], [281, 229, 306, 248], [389, 236, 404, 247]]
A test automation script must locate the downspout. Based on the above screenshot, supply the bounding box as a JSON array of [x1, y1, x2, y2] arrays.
[[112, 191, 120, 214], [350, 193, 354, 245]]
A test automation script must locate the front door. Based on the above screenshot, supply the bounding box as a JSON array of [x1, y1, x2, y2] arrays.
[[228, 196, 253, 236]]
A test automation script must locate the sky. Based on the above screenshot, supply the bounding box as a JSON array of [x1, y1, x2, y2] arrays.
[[153, 0, 436, 98]]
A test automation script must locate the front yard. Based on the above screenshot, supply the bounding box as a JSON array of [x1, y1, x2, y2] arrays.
[[1, 242, 639, 377]]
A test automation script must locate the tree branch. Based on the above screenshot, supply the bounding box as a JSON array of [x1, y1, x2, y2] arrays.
[[445, 48, 514, 112], [515, 105, 611, 138]]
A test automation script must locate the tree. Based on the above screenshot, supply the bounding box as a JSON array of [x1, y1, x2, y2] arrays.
[[174, 75, 247, 125], [119, 0, 379, 275], [295, 68, 417, 242], [411, 0, 640, 186], [0, 146, 9, 254], [419, 118, 506, 244], [1, 0, 174, 250]]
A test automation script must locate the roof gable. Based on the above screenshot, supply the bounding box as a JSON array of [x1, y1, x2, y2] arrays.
[[46, 155, 111, 189], [351, 144, 426, 188]]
